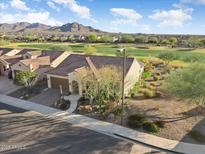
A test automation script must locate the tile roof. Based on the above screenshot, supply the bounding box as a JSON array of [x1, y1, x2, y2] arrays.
[[13, 49, 62, 63], [20, 56, 51, 70], [41, 50, 63, 62], [0, 48, 13, 56], [15, 48, 39, 55], [48, 54, 135, 76]]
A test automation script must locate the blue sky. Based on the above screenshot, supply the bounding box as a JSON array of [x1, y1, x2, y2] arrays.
[[0, 0, 205, 34]]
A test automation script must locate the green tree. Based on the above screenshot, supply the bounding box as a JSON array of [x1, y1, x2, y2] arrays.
[[87, 34, 97, 43], [148, 37, 158, 44], [135, 36, 147, 43], [200, 39, 205, 47], [168, 37, 177, 46], [99, 36, 112, 43], [163, 63, 205, 105], [161, 39, 170, 45], [15, 71, 38, 92], [84, 45, 97, 55], [121, 35, 135, 43], [83, 66, 122, 114], [187, 37, 203, 48]]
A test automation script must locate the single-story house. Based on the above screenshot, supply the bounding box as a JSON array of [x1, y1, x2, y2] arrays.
[[11, 50, 70, 79], [0, 48, 70, 79], [46, 54, 144, 96], [0, 48, 23, 76]]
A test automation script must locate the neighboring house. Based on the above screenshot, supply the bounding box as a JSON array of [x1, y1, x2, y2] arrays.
[[0, 48, 23, 76], [47, 54, 144, 96], [0, 48, 70, 80], [11, 50, 70, 80], [0, 48, 15, 56]]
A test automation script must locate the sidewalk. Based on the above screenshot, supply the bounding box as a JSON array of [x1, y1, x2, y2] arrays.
[[64, 94, 80, 113], [1, 94, 205, 154]]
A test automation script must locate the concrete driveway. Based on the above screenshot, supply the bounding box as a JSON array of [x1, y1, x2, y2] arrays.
[[29, 88, 60, 107], [0, 76, 21, 95]]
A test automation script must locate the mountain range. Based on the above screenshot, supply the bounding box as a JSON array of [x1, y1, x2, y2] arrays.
[[0, 22, 104, 35]]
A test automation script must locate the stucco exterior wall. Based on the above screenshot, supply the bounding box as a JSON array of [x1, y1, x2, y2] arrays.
[[36, 67, 53, 80], [0, 60, 10, 75], [68, 71, 83, 96], [47, 74, 69, 88], [124, 59, 144, 95], [11, 62, 31, 72]]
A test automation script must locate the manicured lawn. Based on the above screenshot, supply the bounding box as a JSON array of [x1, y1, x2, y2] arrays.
[[3, 42, 205, 65]]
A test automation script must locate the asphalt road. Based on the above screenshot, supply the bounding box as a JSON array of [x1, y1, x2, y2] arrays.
[[0, 103, 134, 154]]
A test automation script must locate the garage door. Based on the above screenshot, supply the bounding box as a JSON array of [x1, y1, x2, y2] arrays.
[[50, 77, 69, 92]]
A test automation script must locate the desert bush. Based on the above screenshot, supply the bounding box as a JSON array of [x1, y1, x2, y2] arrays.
[[127, 115, 148, 129], [163, 63, 205, 105], [129, 82, 141, 98], [113, 107, 123, 116], [144, 89, 155, 98], [154, 120, 166, 128], [78, 97, 90, 105], [56, 98, 70, 110], [142, 71, 151, 80], [153, 75, 161, 81], [145, 85, 155, 90], [143, 122, 160, 133]]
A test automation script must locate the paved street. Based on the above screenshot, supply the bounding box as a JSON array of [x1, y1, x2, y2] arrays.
[[0, 103, 135, 154]]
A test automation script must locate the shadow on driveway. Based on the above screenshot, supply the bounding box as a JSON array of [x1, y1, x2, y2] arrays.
[[0, 103, 133, 154], [29, 89, 60, 107]]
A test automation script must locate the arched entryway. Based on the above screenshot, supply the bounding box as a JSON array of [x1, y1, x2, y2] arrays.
[[71, 80, 79, 94]]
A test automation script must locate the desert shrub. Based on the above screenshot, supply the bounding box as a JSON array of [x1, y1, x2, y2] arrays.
[[129, 82, 141, 98], [144, 89, 155, 98], [60, 102, 69, 110], [155, 72, 162, 76], [113, 107, 123, 116], [78, 96, 90, 105], [143, 122, 160, 133], [154, 120, 166, 128], [142, 71, 151, 80], [145, 85, 155, 90], [153, 75, 161, 81], [163, 63, 205, 105], [127, 115, 148, 129], [56, 98, 70, 110], [155, 91, 163, 97]]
